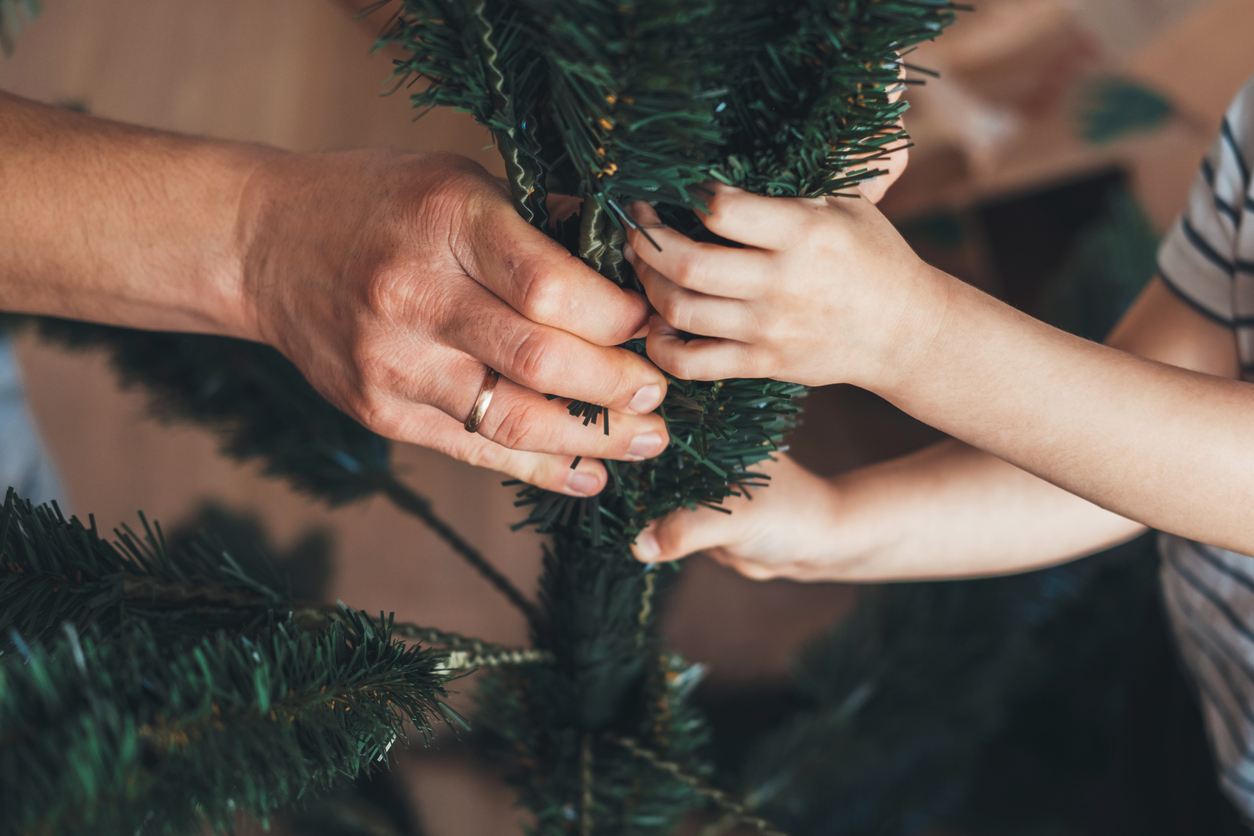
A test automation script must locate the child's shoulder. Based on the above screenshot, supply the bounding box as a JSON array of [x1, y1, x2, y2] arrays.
[[1222, 75, 1254, 167]]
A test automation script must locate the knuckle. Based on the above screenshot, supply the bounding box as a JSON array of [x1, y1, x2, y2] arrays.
[[506, 328, 560, 386], [736, 562, 776, 581], [488, 400, 547, 451], [671, 252, 701, 287], [757, 317, 780, 346], [346, 336, 385, 381], [349, 392, 404, 439], [741, 308, 765, 342], [651, 520, 686, 557], [423, 156, 494, 205], [363, 268, 411, 323], [703, 190, 734, 230], [514, 257, 568, 323], [411, 166, 479, 227], [798, 210, 826, 240], [666, 352, 700, 382], [418, 164, 507, 251], [658, 295, 692, 334], [463, 438, 512, 472], [735, 343, 761, 378]]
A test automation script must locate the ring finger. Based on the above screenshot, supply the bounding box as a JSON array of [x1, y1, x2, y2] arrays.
[[407, 352, 671, 462]]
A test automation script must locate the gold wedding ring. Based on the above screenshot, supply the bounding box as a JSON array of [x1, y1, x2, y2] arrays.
[[464, 366, 501, 434]]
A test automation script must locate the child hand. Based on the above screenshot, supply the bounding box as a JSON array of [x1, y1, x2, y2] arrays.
[[631, 455, 852, 580], [624, 187, 945, 390]]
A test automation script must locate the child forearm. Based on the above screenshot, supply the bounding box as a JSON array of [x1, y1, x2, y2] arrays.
[[629, 440, 1144, 580], [826, 439, 1146, 581], [879, 270, 1254, 555]]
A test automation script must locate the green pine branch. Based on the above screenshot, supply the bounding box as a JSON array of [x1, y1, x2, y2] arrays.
[[0, 490, 564, 835], [737, 550, 1157, 836], [478, 651, 712, 836], [0, 487, 290, 648], [0, 609, 450, 836]]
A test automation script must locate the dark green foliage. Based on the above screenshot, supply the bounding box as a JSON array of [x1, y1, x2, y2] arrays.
[[38, 320, 390, 505], [0, 487, 290, 648], [0, 489, 460, 835], [1041, 188, 1159, 342], [741, 542, 1159, 836], [384, 0, 947, 211], [1080, 77, 1174, 146], [515, 368, 806, 546], [285, 767, 423, 836], [536, 541, 676, 729], [479, 649, 710, 836], [0, 609, 451, 836], [0, 0, 38, 55], [478, 539, 710, 836], [166, 501, 336, 604]]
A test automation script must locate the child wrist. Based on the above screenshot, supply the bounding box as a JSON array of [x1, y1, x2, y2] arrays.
[[859, 263, 957, 399], [821, 469, 894, 570]]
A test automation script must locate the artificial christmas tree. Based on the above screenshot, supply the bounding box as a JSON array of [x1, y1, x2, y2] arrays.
[[0, 1, 958, 833]]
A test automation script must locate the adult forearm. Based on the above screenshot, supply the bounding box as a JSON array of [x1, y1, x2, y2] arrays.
[[0, 89, 676, 495], [0, 90, 271, 337], [828, 439, 1146, 581], [882, 270, 1254, 554]]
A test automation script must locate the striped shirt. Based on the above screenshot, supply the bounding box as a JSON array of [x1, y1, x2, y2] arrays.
[[1158, 74, 1254, 821]]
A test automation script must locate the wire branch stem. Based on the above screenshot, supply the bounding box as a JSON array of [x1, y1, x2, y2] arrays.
[[377, 474, 540, 626], [292, 608, 553, 671], [609, 735, 790, 836], [438, 646, 554, 672], [389, 625, 553, 670]]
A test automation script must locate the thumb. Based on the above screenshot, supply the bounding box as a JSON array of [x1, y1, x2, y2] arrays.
[[632, 504, 743, 563]]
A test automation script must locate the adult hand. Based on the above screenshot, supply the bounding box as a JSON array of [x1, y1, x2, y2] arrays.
[[240, 150, 670, 496]]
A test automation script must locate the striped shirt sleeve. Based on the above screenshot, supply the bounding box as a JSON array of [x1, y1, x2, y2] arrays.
[[1157, 76, 1254, 326]]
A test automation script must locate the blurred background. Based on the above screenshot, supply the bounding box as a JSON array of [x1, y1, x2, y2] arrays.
[[3, 0, 1254, 834]]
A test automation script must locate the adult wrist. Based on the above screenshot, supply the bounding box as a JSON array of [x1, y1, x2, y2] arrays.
[[144, 135, 287, 345], [225, 143, 298, 346]]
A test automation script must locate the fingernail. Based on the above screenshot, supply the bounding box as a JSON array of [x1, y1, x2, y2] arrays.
[[623, 243, 637, 263], [635, 529, 660, 562], [628, 384, 663, 414], [565, 470, 600, 496], [625, 432, 666, 461]]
